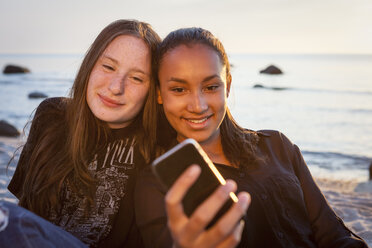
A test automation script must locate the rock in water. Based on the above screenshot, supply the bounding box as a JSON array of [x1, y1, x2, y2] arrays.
[[260, 65, 283, 74], [3, 64, 30, 74], [28, 92, 48, 99], [253, 84, 265, 88], [253, 83, 288, 91], [0, 120, 20, 137]]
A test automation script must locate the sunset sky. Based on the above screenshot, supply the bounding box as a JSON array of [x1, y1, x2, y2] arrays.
[[1, 0, 371, 54]]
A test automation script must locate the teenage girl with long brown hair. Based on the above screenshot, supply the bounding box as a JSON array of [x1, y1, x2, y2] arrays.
[[2, 19, 161, 247]]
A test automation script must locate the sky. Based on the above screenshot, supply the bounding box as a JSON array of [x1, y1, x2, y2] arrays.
[[1, 0, 371, 55]]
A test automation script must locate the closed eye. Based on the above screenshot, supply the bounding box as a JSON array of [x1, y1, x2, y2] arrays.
[[132, 76, 144, 83], [102, 64, 115, 71]]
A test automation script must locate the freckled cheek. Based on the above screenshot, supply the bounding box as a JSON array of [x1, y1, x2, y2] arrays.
[[87, 73, 106, 96], [127, 84, 149, 105]]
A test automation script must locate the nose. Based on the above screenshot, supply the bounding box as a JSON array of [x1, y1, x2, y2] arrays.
[[108, 75, 125, 95], [187, 91, 208, 114]]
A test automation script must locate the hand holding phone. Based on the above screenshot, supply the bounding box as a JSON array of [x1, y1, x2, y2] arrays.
[[162, 164, 250, 248]]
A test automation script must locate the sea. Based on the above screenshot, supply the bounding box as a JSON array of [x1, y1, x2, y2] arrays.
[[0, 53, 372, 195]]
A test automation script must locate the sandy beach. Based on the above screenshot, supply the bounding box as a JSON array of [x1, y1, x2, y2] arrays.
[[0, 136, 371, 246], [315, 178, 372, 245]]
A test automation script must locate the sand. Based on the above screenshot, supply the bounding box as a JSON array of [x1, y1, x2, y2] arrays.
[[316, 178, 372, 245], [0, 136, 371, 246]]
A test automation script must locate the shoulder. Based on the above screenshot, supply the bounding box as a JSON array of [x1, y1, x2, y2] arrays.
[[256, 129, 297, 155], [257, 129, 294, 144], [29, 97, 70, 136], [36, 97, 69, 114], [255, 130, 306, 173], [33, 97, 69, 122]]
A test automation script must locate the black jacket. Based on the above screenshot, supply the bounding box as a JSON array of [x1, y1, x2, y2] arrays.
[[135, 130, 367, 248]]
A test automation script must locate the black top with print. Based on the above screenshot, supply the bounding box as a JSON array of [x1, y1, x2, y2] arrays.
[[8, 97, 144, 247]]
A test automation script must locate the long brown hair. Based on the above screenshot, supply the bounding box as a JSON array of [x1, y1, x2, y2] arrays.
[[151, 27, 260, 169], [18, 19, 161, 217]]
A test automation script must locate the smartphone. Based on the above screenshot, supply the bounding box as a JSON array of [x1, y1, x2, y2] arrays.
[[152, 138, 238, 227]]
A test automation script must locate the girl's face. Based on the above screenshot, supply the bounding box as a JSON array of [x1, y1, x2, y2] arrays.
[[157, 44, 230, 146], [87, 35, 151, 129]]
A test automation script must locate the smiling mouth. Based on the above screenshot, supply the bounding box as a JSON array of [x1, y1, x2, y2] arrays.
[[99, 94, 123, 106], [184, 115, 212, 124]]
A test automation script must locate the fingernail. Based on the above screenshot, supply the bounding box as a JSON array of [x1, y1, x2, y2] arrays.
[[238, 192, 251, 210], [224, 180, 237, 192], [187, 164, 201, 176]]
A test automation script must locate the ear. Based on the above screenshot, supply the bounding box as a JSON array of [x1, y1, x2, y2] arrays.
[[157, 87, 163, 104], [226, 74, 232, 98]]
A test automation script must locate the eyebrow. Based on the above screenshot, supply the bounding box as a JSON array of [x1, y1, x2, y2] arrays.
[[101, 54, 119, 64], [202, 75, 220, 83], [168, 75, 220, 84], [101, 54, 149, 75]]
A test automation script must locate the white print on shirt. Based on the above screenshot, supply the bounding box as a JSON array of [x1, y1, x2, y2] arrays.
[[101, 138, 135, 169], [49, 137, 136, 246]]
